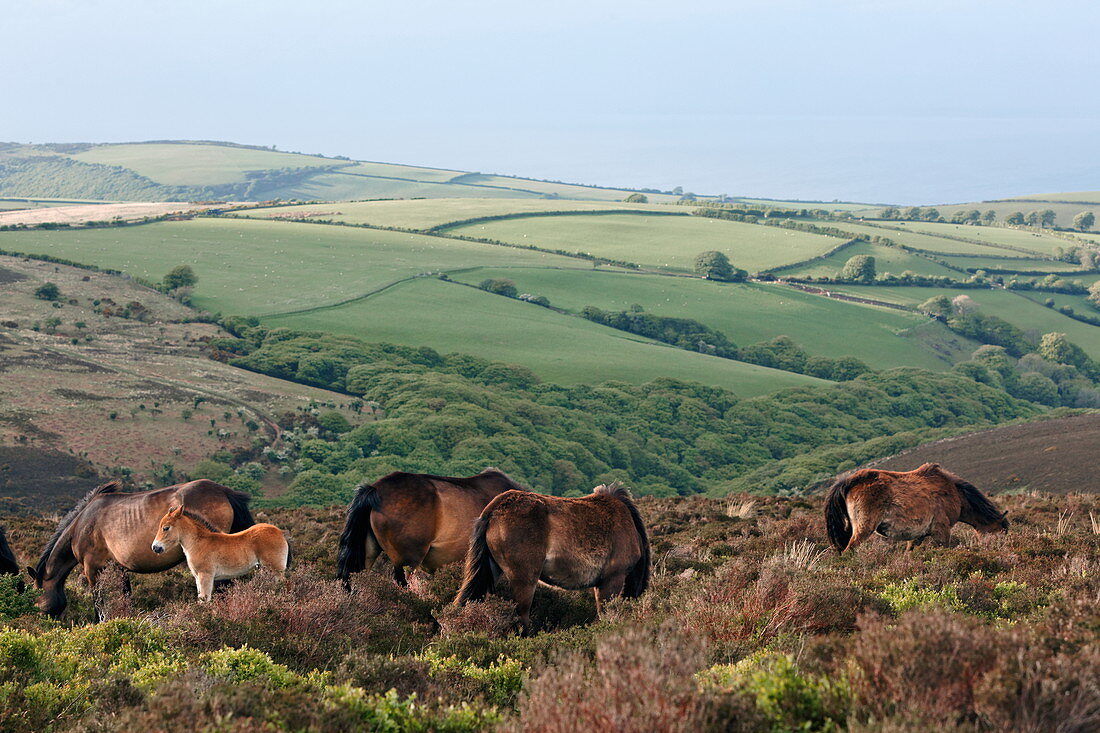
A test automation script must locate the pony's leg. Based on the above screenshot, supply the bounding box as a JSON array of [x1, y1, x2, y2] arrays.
[[594, 574, 626, 615], [844, 503, 884, 553], [83, 559, 105, 622], [930, 520, 952, 547], [194, 572, 215, 602], [512, 578, 538, 636]]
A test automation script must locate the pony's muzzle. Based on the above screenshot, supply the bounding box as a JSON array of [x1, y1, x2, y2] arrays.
[[151, 543, 164, 554]]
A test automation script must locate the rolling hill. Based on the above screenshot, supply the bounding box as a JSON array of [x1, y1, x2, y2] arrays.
[[0, 140, 685, 203]]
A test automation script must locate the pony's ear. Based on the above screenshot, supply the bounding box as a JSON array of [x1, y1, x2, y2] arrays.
[[24, 566, 36, 582], [167, 504, 183, 515]]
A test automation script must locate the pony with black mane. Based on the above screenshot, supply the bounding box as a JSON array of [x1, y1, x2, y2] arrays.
[[336, 468, 524, 588], [30, 479, 254, 617], [825, 463, 1008, 553], [455, 482, 650, 633]]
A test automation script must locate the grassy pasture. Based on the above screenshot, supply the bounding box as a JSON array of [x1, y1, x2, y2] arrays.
[[446, 213, 838, 272], [777, 241, 960, 279], [732, 197, 874, 211], [449, 267, 957, 370], [450, 174, 681, 202], [889, 221, 1070, 256], [940, 254, 1083, 273], [829, 285, 1100, 357], [250, 172, 536, 202], [335, 161, 465, 182], [69, 143, 339, 186], [236, 198, 673, 230], [1005, 191, 1100, 203], [805, 220, 1000, 254], [264, 277, 823, 393], [0, 218, 594, 316], [930, 201, 1100, 229]]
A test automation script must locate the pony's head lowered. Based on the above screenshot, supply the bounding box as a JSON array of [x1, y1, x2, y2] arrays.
[[956, 478, 1009, 534]]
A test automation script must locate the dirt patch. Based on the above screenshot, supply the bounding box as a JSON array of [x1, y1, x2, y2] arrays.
[[0, 202, 233, 226], [0, 446, 98, 514], [872, 414, 1100, 494], [0, 266, 27, 284]]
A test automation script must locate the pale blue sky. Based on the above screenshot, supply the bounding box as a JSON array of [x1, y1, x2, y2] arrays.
[[4, 0, 1097, 203]]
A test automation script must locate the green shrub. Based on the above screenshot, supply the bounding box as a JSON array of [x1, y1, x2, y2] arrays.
[[701, 652, 849, 732]]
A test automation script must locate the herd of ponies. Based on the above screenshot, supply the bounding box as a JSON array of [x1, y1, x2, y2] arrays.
[[0, 462, 1009, 630]]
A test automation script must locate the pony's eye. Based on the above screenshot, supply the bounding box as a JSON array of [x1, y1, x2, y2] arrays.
[[162, 526, 170, 532]]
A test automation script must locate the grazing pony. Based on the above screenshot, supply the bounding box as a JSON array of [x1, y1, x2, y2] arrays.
[[336, 468, 524, 587], [825, 463, 1008, 553], [455, 483, 650, 633], [29, 480, 253, 617], [152, 505, 290, 601]]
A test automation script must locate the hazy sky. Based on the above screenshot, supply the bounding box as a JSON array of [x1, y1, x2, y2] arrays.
[[4, 0, 1097, 203]]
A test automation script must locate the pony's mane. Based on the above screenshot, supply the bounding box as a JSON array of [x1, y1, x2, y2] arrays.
[[180, 509, 219, 532], [825, 469, 879, 498], [35, 481, 122, 580], [593, 481, 633, 500], [592, 482, 650, 595], [478, 467, 525, 491], [953, 477, 1004, 523]]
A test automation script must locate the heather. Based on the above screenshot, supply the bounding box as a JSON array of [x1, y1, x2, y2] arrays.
[[0, 491, 1096, 730]]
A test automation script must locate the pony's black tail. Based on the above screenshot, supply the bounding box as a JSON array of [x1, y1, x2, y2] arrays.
[[621, 496, 651, 598], [455, 512, 499, 606], [336, 483, 381, 588], [284, 535, 294, 569], [0, 527, 18, 576], [825, 471, 867, 553], [225, 487, 255, 533]]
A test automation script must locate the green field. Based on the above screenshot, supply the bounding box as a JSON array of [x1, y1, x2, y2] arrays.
[[70, 143, 339, 186], [263, 277, 824, 393], [828, 285, 1100, 357], [777, 241, 960, 279], [940, 255, 1082, 272], [1005, 191, 1100, 203], [804, 220, 1006, 255], [0, 218, 597, 315], [449, 174, 681, 203], [257, 172, 537, 202], [236, 198, 674, 230], [445, 213, 838, 271], [890, 221, 1070, 256], [928, 201, 1100, 229], [448, 267, 960, 370], [336, 161, 465, 182], [733, 198, 874, 212]]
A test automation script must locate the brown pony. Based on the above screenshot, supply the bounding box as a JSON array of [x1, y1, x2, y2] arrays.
[[336, 468, 524, 587], [455, 483, 650, 633], [825, 463, 1008, 553], [152, 505, 290, 601], [29, 480, 253, 617]]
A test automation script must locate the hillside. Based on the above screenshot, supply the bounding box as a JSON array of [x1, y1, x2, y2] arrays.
[[872, 412, 1100, 493], [0, 254, 364, 509], [0, 141, 684, 203]]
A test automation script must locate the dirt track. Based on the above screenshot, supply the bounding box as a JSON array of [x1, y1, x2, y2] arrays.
[[872, 413, 1100, 493]]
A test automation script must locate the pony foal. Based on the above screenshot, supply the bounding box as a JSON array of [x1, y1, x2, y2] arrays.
[[152, 505, 290, 601]]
